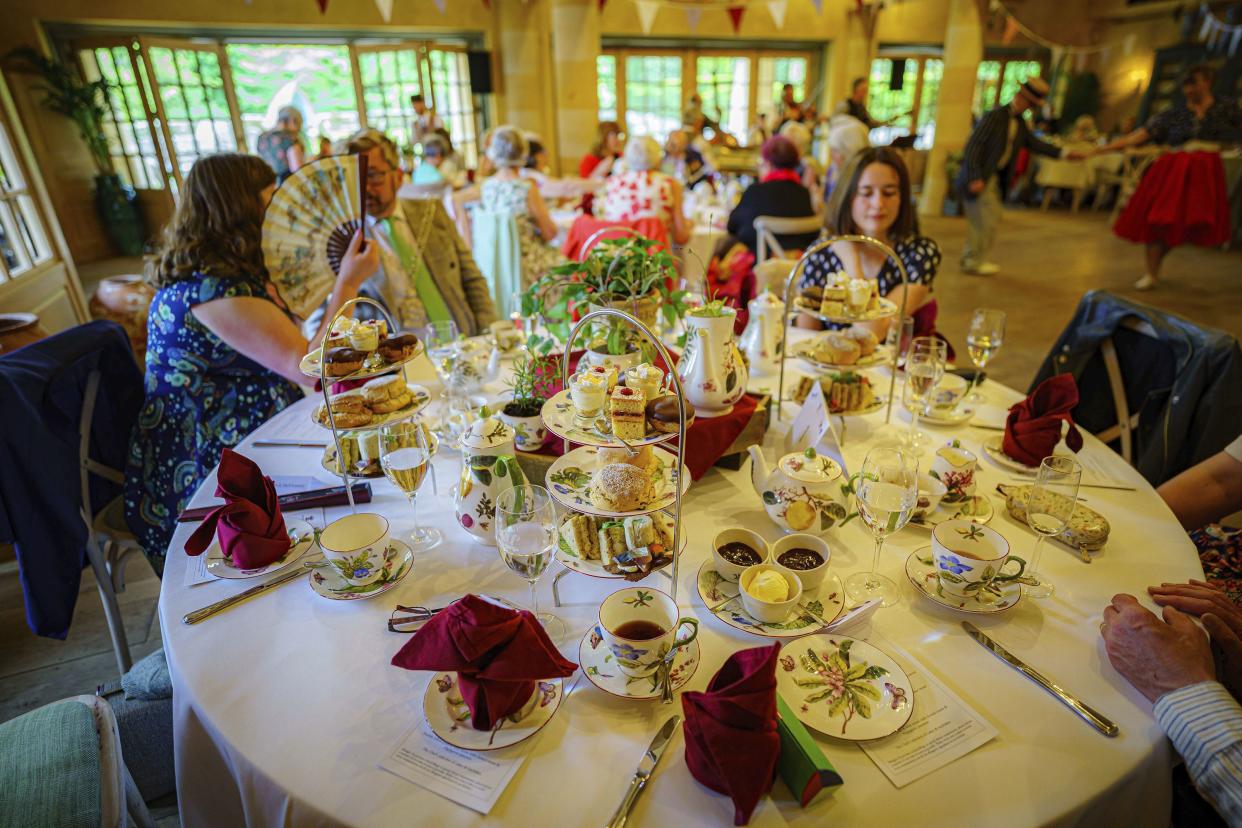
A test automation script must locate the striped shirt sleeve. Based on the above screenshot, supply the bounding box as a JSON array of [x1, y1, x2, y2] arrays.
[[961, 107, 1007, 185], [1154, 680, 1242, 826]]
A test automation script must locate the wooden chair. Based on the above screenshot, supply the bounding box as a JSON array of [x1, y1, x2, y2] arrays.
[[753, 214, 822, 265]]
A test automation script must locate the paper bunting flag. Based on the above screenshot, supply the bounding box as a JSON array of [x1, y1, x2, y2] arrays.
[[374, 0, 393, 22], [598, 0, 608, 10], [766, 0, 787, 29], [636, 0, 658, 33], [315, 0, 328, 12], [433, 0, 445, 10], [1002, 15, 1019, 45], [810, 0, 823, 14], [685, 7, 702, 32], [727, 6, 745, 33]]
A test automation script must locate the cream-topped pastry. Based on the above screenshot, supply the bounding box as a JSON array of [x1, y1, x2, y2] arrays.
[[623, 362, 664, 400], [569, 372, 608, 420], [348, 323, 379, 352]]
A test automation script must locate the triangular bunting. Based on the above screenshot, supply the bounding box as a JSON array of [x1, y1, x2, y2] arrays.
[[810, 0, 822, 14], [374, 0, 393, 22], [433, 0, 446, 11], [727, 6, 745, 33], [1002, 15, 1019, 45], [598, 0, 608, 11], [766, 0, 787, 30], [635, 0, 658, 33], [315, 0, 328, 12], [685, 7, 702, 32]]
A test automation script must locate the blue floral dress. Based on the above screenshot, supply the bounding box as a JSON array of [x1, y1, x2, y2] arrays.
[[124, 273, 301, 574]]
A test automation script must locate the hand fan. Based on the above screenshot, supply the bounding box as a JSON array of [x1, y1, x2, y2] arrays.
[[262, 153, 369, 319]]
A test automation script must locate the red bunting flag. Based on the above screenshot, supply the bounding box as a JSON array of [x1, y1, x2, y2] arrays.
[[598, 0, 608, 10], [727, 6, 745, 33], [1002, 15, 1020, 45], [315, 0, 328, 12]]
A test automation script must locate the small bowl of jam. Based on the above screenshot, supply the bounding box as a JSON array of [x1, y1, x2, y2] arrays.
[[712, 528, 770, 582], [772, 534, 831, 592]]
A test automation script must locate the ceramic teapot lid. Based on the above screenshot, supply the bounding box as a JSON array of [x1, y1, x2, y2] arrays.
[[462, 416, 513, 450], [778, 448, 842, 484]]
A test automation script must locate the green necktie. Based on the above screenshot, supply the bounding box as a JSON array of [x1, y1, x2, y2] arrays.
[[382, 215, 452, 325]]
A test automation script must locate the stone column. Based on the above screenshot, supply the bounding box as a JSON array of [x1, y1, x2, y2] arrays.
[[496, 0, 556, 160], [919, 0, 982, 216], [550, 0, 601, 176]]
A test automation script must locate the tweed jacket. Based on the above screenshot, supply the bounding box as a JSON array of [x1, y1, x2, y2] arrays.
[[956, 104, 1061, 200]]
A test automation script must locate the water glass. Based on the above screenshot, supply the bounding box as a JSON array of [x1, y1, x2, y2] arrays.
[[845, 447, 919, 607], [965, 309, 1005, 403], [495, 484, 564, 638], [905, 337, 947, 450], [1024, 455, 1082, 599]]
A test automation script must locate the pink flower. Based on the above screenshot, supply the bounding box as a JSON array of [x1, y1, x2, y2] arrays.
[[461, 514, 474, 529]]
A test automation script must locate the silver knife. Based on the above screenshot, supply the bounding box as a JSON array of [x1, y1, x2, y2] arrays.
[[962, 622, 1118, 737], [605, 715, 680, 828], [183, 565, 306, 625]]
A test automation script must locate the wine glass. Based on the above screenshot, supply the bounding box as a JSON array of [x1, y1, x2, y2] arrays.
[[378, 418, 442, 551], [495, 484, 565, 638], [964, 309, 1005, 404], [424, 320, 460, 385], [1024, 455, 1082, 599], [845, 447, 919, 607], [904, 337, 947, 451]]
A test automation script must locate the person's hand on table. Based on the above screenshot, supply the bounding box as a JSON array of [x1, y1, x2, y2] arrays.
[[967, 179, 985, 195], [1150, 579, 1242, 698], [1100, 593, 1215, 703]]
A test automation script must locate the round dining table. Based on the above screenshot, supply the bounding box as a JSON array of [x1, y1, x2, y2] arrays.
[[160, 331, 1200, 827]]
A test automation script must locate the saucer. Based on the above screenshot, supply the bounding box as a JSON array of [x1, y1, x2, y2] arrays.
[[904, 400, 975, 426], [308, 539, 412, 600], [982, 436, 1038, 475], [777, 634, 914, 741], [904, 547, 1023, 613], [908, 494, 995, 530], [205, 518, 315, 580], [578, 627, 700, 699], [424, 673, 563, 751], [696, 561, 845, 638], [546, 445, 689, 518]]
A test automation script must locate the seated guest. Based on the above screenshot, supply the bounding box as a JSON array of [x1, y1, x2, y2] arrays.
[[797, 147, 942, 342], [662, 129, 713, 190], [326, 128, 496, 335], [779, 120, 824, 208], [824, 113, 871, 201], [479, 126, 563, 287], [255, 106, 305, 184], [600, 136, 691, 246], [726, 135, 818, 254], [524, 136, 550, 179], [1158, 434, 1242, 600], [580, 121, 623, 179], [412, 131, 465, 189], [124, 153, 378, 574]]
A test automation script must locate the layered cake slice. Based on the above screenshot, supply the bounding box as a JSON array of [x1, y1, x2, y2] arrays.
[[608, 385, 647, 440]]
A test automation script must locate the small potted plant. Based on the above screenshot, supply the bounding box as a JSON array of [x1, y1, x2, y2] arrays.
[[498, 354, 560, 451]]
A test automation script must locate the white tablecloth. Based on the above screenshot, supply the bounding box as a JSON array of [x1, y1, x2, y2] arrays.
[[1035, 153, 1125, 192], [160, 336, 1199, 827]]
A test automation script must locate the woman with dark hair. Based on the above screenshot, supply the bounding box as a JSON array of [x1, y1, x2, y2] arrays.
[[726, 135, 819, 253], [124, 153, 378, 574], [579, 121, 623, 179], [797, 147, 941, 341]]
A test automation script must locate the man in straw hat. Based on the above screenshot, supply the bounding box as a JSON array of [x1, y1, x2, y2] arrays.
[[957, 76, 1073, 276]]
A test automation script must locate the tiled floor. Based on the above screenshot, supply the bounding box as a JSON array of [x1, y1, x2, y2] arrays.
[[1, 203, 1238, 822]]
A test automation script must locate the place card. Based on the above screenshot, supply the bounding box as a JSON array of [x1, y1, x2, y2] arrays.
[[786, 380, 831, 453], [857, 637, 997, 788], [259, 404, 329, 445]]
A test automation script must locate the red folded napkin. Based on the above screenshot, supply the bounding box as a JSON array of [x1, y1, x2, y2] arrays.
[[682, 644, 782, 826], [391, 594, 577, 730], [184, 448, 289, 569], [1003, 373, 1084, 467]]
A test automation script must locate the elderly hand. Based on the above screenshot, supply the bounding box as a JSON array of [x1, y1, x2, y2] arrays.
[[1150, 580, 1242, 698], [1101, 594, 1215, 703], [968, 179, 985, 195]]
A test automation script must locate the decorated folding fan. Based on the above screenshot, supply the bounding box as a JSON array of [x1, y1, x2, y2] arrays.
[[261, 153, 369, 319]]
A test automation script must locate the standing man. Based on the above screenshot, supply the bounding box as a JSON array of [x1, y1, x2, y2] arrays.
[[409, 94, 444, 145], [956, 76, 1068, 275], [777, 83, 803, 129]]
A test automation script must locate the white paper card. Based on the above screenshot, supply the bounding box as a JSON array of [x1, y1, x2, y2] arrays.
[[379, 720, 531, 814], [259, 404, 328, 445], [786, 380, 831, 452], [859, 638, 997, 788]]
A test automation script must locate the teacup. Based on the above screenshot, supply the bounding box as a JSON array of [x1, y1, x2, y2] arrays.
[[489, 320, 523, 352], [771, 534, 831, 592], [739, 564, 803, 624], [317, 513, 391, 587], [931, 440, 978, 502], [931, 519, 1022, 598], [930, 374, 969, 414], [712, 528, 770, 582], [597, 587, 699, 678], [915, 472, 948, 517]]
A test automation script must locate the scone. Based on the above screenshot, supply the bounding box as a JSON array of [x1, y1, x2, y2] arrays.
[[847, 327, 879, 356], [589, 463, 654, 512], [812, 332, 860, 365], [597, 444, 656, 474], [608, 386, 646, 440], [363, 375, 412, 414], [318, 389, 372, 428]]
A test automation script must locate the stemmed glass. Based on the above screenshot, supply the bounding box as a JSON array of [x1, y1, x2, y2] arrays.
[[845, 447, 919, 607], [1024, 455, 1082, 599], [378, 418, 442, 551], [904, 337, 947, 450], [424, 320, 460, 444], [964, 309, 1005, 404], [495, 484, 565, 638]]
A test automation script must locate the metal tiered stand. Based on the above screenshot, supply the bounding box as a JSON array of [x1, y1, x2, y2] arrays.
[[301, 296, 427, 509], [540, 308, 692, 605], [776, 233, 911, 426]]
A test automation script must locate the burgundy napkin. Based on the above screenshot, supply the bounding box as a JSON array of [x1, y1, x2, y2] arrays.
[[184, 449, 289, 569], [682, 644, 782, 825], [391, 594, 577, 730], [1003, 373, 1083, 467]]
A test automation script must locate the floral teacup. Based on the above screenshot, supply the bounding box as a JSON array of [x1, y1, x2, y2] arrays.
[[318, 513, 390, 587], [931, 440, 978, 502], [597, 586, 698, 678], [932, 519, 1022, 598]]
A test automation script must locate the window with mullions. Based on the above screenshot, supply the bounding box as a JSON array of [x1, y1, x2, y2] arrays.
[[0, 118, 51, 282], [357, 48, 424, 154], [756, 56, 807, 117], [428, 49, 478, 168], [915, 59, 943, 148], [624, 55, 681, 139], [974, 60, 1002, 115], [78, 46, 164, 189], [597, 55, 618, 123], [696, 56, 750, 138], [147, 46, 237, 181], [866, 58, 919, 146]]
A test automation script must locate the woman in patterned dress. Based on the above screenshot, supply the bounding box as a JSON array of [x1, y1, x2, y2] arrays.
[[797, 147, 943, 343], [124, 153, 378, 575], [478, 126, 564, 288], [600, 136, 691, 246]]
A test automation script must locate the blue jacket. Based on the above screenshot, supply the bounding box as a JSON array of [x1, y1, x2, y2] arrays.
[[0, 321, 143, 638]]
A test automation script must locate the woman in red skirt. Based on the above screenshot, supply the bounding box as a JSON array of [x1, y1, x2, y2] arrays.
[[1093, 64, 1241, 290]]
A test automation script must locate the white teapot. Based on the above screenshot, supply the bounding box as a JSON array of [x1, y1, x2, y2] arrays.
[[747, 446, 850, 534], [677, 306, 748, 417], [444, 338, 501, 394], [738, 292, 785, 377], [454, 416, 527, 545]]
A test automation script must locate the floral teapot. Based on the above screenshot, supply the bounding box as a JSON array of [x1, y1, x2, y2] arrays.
[[455, 416, 527, 545], [677, 306, 748, 417], [445, 338, 501, 394], [748, 446, 850, 534]]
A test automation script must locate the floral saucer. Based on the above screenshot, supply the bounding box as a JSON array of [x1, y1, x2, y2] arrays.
[[540, 390, 677, 449], [546, 445, 689, 518], [204, 518, 316, 580], [904, 547, 1023, 614], [307, 539, 413, 601], [578, 627, 700, 700], [776, 634, 914, 741], [904, 400, 976, 426], [696, 561, 845, 638], [424, 673, 563, 751], [982, 435, 1038, 475], [908, 494, 995, 531]]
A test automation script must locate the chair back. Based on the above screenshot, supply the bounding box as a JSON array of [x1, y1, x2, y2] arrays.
[[561, 214, 670, 261], [754, 214, 822, 264], [470, 210, 523, 321]]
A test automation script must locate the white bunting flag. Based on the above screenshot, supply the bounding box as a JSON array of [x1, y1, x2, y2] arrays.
[[685, 7, 702, 32], [433, 0, 446, 11], [636, 0, 658, 34], [766, 0, 787, 30], [810, 0, 822, 14], [374, 0, 393, 22]]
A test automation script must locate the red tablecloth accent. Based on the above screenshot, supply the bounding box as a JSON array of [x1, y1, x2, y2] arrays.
[[1114, 151, 1230, 248], [560, 215, 670, 259], [184, 449, 289, 569]]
